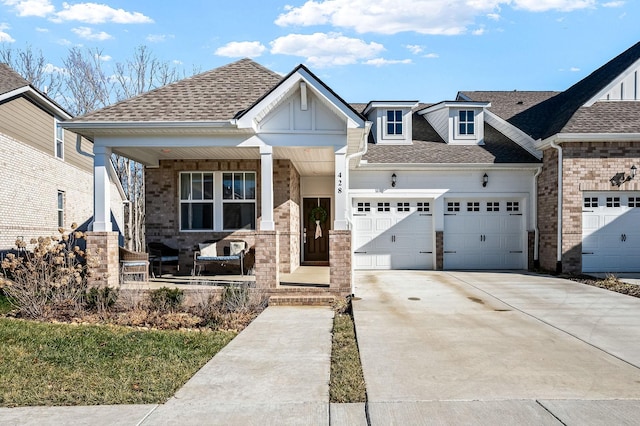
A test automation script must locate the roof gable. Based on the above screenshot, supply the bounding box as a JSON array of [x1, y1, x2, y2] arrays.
[[0, 63, 30, 95]]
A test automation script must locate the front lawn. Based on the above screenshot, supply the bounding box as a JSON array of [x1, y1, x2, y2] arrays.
[[0, 291, 12, 315], [0, 318, 235, 407]]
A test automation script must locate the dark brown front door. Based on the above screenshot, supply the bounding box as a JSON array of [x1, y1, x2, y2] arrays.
[[303, 197, 330, 264]]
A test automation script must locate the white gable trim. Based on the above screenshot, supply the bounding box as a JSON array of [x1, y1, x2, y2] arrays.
[[1, 86, 72, 119], [537, 132, 640, 149], [236, 67, 365, 131], [585, 57, 640, 106], [484, 110, 542, 159]]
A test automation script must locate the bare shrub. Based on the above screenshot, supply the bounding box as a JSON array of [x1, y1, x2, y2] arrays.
[[0, 226, 103, 319]]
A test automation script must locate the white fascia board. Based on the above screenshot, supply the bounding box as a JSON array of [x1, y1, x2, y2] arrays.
[[537, 132, 640, 149], [236, 68, 365, 130], [0, 86, 72, 119], [484, 110, 542, 159], [584, 57, 640, 107], [362, 100, 419, 115], [417, 101, 491, 115], [355, 163, 542, 171], [61, 120, 237, 130]]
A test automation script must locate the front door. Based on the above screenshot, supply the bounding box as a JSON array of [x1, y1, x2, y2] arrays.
[[303, 197, 330, 264]]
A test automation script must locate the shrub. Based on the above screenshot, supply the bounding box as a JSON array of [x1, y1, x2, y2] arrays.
[[85, 286, 119, 312], [148, 287, 184, 313], [221, 284, 249, 312], [0, 225, 98, 319]]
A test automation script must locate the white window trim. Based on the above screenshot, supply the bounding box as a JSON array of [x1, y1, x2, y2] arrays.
[[54, 118, 64, 160], [221, 171, 257, 231], [455, 109, 476, 140], [179, 171, 257, 232], [383, 109, 404, 140], [57, 190, 65, 228]]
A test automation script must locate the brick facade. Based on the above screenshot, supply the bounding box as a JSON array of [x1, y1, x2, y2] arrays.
[[538, 141, 640, 274], [329, 230, 351, 296], [145, 158, 301, 276], [254, 231, 279, 289], [86, 231, 119, 287], [0, 133, 123, 250]]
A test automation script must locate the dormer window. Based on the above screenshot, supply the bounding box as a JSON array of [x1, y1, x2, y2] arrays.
[[458, 110, 475, 135], [386, 110, 403, 136]]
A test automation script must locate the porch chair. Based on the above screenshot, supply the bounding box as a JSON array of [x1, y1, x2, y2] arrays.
[[119, 246, 149, 283], [193, 240, 247, 276], [147, 242, 180, 277]]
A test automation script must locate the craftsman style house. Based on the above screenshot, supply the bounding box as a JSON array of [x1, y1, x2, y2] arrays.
[[62, 41, 640, 293], [0, 64, 124, 253]]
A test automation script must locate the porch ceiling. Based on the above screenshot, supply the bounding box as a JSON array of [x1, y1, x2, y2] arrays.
[[116, 145, 335, 176]]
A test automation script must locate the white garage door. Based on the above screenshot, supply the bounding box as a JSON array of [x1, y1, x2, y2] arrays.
[[444, 198, 525, 270], [582, 192, 640, 273], [352, 199, 433, 270]]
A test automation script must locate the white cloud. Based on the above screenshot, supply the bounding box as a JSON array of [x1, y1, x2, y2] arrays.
[[2, 0, 54, 17], [97, 54, 111, 61], [72, 26, 112, 41], [53, 2, 153, 24], [472, 26, 486, 35], [364, 58, 412, 67], [43, 63, 66, 74], [570, 66, 580, 72], [57, 38, 72, 45], [487, 13, 501, 20], [0, 23, 15, 42], [424, 53, 439, 58], [270, 32, 384, 68], [146, 34, 173, 43], [276, 0, 596, 35], [512, 0, 595, 12], [406, 44, 423, 54], [215, 41, 266, 58], [602, 1, 624, 7], [172, 59, 183, 65], [36, 27, 48, 32]]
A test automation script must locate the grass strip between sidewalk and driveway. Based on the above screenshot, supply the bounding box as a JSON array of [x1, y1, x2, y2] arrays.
[[0, 318, 235, 407], [330, 311, 366, 403]]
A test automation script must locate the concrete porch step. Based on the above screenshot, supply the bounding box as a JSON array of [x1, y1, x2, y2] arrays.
[[268, 294, 336, 306]]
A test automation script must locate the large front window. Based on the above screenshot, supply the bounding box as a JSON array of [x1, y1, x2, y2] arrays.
[[180, 172, 214, 230], [223, 172, 256, 230]]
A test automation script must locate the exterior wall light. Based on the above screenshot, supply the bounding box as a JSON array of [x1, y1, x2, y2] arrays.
[[631, 165, 637, 179], [611, 165, 637, 186], [391, 173, 397, 187], [482, 173, 488, 187]]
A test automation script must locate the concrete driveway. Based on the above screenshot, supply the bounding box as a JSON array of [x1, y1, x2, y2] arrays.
[[353, 271, 640, 425]]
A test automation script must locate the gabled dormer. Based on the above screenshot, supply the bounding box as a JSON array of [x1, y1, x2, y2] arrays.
[[363, 101, 418, 145], [417, 101, 490, 145]]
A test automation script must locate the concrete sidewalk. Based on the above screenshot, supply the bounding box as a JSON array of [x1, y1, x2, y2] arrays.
[[0, 306, 336, 426], [353, 270, 640, 425]]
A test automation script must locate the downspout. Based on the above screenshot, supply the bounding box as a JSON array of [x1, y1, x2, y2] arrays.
[[533, 166, 542, 268], [550, 140, 563, 273], [344, 121, 372, 296]]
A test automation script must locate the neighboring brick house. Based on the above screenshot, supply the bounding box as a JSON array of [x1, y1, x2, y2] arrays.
[[0, 63, 125, 254], [63, 42, 640, 295]]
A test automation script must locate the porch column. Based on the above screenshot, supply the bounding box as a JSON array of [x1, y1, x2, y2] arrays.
[[334, 148, 348, 230], [93, 145, 112, 232], [260, 145, 275, 231]]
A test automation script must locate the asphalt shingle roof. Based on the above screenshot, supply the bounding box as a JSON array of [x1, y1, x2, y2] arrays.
[[73, 58, 283, 122], [0, 63, 31, 95], [363, 113, 540, 164]]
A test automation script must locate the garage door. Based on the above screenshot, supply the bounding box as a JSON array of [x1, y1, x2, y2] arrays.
[[582, 192, 640, 273], [352, 199, 433, 269], [444, 198, 525, 270]]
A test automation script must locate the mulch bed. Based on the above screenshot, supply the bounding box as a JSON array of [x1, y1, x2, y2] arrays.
[[567, 275, 640, 298]]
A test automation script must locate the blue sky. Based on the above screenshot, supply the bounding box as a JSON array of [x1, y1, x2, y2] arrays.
[[0, 0, 638, 103]]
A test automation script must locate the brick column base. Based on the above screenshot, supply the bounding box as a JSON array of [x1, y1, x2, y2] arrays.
[[255, 231, 279, 289], [435, 231, 444, 270], [86, 231, 119, 287], [330, 230, 352, 296]]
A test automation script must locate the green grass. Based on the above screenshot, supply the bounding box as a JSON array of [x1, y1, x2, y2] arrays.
[[0, 318, 235, 407], [0, 291, 13, 315], [330, 312, 366, 403]]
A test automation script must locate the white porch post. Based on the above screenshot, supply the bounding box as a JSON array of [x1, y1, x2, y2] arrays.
[[92, 145, 112, 232], [260, 145, 275, 230], [334, 148, 348, 230]]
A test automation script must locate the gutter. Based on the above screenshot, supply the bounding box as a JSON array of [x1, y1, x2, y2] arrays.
[[550, 140, 563, 273]]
